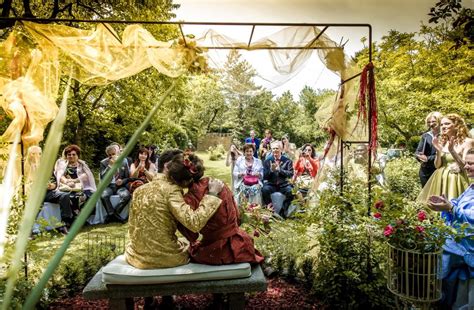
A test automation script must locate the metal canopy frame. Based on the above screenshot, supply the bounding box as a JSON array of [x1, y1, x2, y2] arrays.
[[1, 17, 374, 206]]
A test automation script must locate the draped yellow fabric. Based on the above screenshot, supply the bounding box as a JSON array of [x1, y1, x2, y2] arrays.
[[0, 21, 206, 192]]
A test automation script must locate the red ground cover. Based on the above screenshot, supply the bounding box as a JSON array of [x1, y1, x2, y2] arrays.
[[48, 277, 322, 309]]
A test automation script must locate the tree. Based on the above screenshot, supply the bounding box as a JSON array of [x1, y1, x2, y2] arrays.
[[355, 29, 473, 147], [0, 0, 179, 30], [220, 50, 262, 137], [427, 0, 474, 47], [0, 1, 187, 165], [296, 87, 336, 147], [181, 74, 226, 140]]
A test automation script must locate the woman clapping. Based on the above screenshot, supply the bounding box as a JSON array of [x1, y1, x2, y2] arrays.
[[418, 113, 473, 203], [233, 143, 264, 206]]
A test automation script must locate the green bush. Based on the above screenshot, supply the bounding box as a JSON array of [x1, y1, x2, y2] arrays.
[[394, 136, 407, 148], [208, 144, 226, 161], [256, 178, 395, 309], [384, 157, 421, 200], [407, 136, 421, 153]]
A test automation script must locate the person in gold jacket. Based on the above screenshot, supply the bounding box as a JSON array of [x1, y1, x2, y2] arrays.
[[125, 150, 224, 269]]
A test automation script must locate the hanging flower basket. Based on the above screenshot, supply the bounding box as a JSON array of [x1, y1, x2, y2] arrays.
[[387, 243, 442, 303]]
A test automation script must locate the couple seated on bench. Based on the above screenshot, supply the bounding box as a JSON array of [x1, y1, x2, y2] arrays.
[[124, 149, 263, 306]]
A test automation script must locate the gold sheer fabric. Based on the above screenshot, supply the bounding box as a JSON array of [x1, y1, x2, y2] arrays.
[[0, 21, 205, 190]]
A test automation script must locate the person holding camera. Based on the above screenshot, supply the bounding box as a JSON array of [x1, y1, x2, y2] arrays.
[[292, 143, 319, 197], [99, 144, 130, 223]]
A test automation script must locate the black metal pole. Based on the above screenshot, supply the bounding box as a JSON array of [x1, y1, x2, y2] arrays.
[[20, 141, 28, 280]]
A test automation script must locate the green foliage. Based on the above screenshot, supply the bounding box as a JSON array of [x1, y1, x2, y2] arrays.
[[356, 25, 473, 147], [207, 144, 226, 161], [384, 157, 421, 200], [256, 176, 395, 309], [407, 136, 421, 153]]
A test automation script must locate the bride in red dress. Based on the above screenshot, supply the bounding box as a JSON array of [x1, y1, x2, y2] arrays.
[[175, 153, 264, 265]]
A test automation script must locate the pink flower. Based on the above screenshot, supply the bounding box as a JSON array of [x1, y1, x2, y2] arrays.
[[374, 200, 384, 210], [417, 210, 427, 222], [373, 212, 382, 219], [384, 225, 394, 237], [253, 230, 260, 237], [248, 203, 257, 210], [416, 226, 425, 233]]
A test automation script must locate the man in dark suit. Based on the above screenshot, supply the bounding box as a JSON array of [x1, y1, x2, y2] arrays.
[[262, 140, 294, 217], [245, 129, 260, 158], [416, 112, 441, 187], [99, 144, 130, 223]]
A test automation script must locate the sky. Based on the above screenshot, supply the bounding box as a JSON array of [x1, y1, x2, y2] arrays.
[[172, 0, 471, 97]]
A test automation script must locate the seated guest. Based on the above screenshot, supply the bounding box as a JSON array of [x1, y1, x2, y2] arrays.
[[262, 140, 294, 217], [427, 148, 474, 310], [148, 145, 160, 172], [179, 153, 264, 265], [43, 172, 73, 232], [233, 143, 264, 206], [54, 144, 96, 217], [292, 143, 319, 198], [128, 147, 156, 194], [125, 149, 224, 269], [99, 144, 130, 223], [245, 129, 260, 158], [259, 129, 274, 160]]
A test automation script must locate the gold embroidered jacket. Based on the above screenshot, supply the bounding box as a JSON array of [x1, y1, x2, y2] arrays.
[[125, 173, 221, 269]]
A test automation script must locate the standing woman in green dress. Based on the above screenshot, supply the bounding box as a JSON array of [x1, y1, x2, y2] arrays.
[[418, 113, 474, 203]]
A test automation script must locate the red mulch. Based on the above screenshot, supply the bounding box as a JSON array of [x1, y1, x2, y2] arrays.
[[48, 277, 322, 309]]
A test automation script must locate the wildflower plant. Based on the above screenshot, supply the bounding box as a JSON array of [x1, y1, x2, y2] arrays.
[[238, 201, 274, 238], [371, 191, 462, 253]]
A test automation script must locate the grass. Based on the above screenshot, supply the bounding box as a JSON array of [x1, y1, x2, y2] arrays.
[[195, 151, 232, 186], [25, 150, 231, 283]]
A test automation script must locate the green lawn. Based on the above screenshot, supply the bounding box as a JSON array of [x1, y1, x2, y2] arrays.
[[196, 151, 232, 186]]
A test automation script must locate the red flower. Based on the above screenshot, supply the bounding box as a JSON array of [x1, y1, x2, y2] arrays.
[[374, 200, 384, 210], [248, 203, 257, 210], [417, 210, 427, 222], [416, 226, 425, 233], [373, 212, 382, 219], [384, 225, 394, 237]]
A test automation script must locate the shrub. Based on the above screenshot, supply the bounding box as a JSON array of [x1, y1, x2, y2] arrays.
[[208, 144, 226, 161], [394, 136, 407, 148], [408, 135, 420, 153], [256, 178, 395, 309], [384, 157, 421, 200]]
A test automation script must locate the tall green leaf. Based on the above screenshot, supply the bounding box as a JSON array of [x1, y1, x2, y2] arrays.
[[2, 76, 72, 310], [23, 80, 176, 308]]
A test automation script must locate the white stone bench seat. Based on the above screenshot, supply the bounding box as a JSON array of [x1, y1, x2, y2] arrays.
[[83, 255, 267, 310]]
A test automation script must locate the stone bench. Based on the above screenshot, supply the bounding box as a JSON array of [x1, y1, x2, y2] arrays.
[[83, 255, 267, 310]]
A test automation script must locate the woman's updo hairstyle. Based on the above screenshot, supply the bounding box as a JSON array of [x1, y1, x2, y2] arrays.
[[167, 153, 205, 186]]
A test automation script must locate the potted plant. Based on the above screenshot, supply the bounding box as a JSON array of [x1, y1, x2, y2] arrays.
[[371, 194, 460, 304]]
